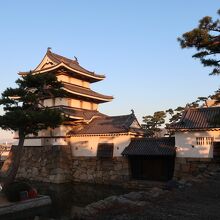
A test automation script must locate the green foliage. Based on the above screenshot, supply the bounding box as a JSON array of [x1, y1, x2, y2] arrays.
[[0, 73, 67, 186], [142, 88, 220, 137], [178, 9, 220, 75], [142, 111, 166, 137], [167, 106, 185, 124], [0, 73, 66, 136], [210, 89, 220, 104]]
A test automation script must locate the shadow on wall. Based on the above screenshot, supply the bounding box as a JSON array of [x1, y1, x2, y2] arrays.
[[176, 145, 210, 157], [176, 130, 216, 158], [70, 137, 131, 157]]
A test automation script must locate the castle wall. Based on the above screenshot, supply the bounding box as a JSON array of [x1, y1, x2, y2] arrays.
[[16, 145, 131, 184], [173, 130, 220, 179], [70, 135, 132, 157], [72, 157, 129, 184], [16, 130, 220, 184], [17, 145, 72, 183], [173, 157, 218, 179], [175, 131, 220, 158], [16, 135, 132, 184]]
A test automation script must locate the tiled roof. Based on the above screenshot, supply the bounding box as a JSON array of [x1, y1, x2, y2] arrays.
[[19, 50, 105, 82], [57, 106, 106, 120], [47, 51, 104, 78], [63, 82, 113, 102], [122, 137, 175, 156], [168, 107, 220, 130], [69, 114, 144, 135]]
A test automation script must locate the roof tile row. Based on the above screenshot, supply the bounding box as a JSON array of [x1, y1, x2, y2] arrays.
[[69, 113, 144, 135], [168, 107, 220, 130], [63, 82, 113, 102], [122, 137, 175, 156]]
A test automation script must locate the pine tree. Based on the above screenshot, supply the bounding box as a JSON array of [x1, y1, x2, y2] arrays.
[[0, 73, 66, 188], [142, 111, 166, 137], [178, 9, 220, 75]]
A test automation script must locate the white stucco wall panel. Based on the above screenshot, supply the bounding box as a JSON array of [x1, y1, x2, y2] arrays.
[[175, 130, 220, 158], [57, 75, 69, 83], [82, 101, 92, 110], [70, 99, 81, 108], [92, 103, 98, 110], [55, 98, 68, 106], [112, 136, 132, 157], [24, 139, 42, 146], [57, 75, 90, 88], [82, 81, 90, 88], [70, 135, 132, 157], [43, 99, 53, 107], [71, 136, 99, 156]]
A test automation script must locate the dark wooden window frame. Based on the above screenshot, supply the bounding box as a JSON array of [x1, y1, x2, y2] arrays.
[[97, 143, 114, 158]]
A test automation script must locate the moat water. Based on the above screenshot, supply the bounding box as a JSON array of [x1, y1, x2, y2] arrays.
[[4, 181, 129, 220]]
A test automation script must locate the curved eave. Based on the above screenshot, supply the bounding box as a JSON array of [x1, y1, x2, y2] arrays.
[[18, 62, 105, 82], [170, 127, 220, 132], [70, 131, 143, 137], [64, 87, 113, 103], [61, 112, 83, 120], [70, 132, 131, 137]]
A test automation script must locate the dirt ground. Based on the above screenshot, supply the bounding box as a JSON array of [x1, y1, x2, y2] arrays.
[[98, 170, 220, 220]]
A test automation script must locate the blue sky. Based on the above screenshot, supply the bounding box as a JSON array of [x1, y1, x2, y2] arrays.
[[0, 1, 219, 142]]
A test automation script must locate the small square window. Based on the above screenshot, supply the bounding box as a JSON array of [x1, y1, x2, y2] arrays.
[[206, 137, 214, 145], [196, 137, 213, 146], [97, 143, 114, 158]]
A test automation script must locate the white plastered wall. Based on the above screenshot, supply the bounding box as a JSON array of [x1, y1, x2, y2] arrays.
[[43, 98, 69, 107], [14, 138, 42, 147], [69, 99, 81, 108], [43, 99, 53, 107], [43, 93, 98, 110], [69, 99, 98, 110], [57, 75, 90, 88], [175, 130, 220, 158], [70, 135, 132, 157], [21, 125, 72, 146], [82, 101, 92, 110], [39, 125, 72, 137], [55, 98, 68, 106]]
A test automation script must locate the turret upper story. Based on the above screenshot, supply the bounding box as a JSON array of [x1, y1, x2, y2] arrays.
[[19, 49, 113, 111]]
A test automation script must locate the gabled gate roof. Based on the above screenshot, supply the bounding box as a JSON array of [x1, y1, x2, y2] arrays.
[[122, 137, 175, 156]]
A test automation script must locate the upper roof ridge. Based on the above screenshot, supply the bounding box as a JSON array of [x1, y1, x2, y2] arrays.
[[190, 105, 220, 110], [47, 49, 78, 64], [19, 49, 106, 83]]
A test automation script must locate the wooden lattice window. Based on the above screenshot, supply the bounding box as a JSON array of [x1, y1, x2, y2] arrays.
[[97, 143, 114, 158], [196, 137, 213, 146]]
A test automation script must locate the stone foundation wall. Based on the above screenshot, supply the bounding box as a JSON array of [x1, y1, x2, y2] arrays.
[[16, 145, 72, 183], [174, 157, 216, 179], [72, 157, 130, 184], [16, 146, 130, 184], [16, 146, 218, 184]]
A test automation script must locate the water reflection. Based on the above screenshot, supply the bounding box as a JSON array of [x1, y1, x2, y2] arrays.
[[4, 182, 128, 220]]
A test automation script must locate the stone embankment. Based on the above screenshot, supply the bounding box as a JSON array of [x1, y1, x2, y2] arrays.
[[71, 187, 167, 219], [72, 157, 129, 184], [72, 165, 220, 219], [16, 145, 72, 183], [16, 147, 130, 185]]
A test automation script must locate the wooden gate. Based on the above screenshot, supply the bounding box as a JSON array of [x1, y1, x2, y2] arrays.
[[129, 156, 175, 181], [213, 142, 220, 159]]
